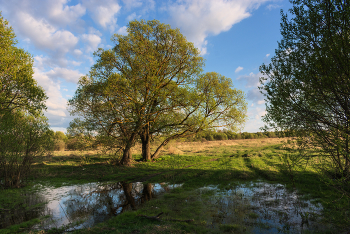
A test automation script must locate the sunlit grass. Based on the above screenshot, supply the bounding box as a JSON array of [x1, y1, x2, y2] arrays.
[[2, 138, 349, 233]]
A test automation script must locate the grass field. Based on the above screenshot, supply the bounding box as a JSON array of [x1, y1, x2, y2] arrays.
[[1, 138, 349, 233]]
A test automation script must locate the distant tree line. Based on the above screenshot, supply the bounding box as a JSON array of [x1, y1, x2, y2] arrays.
[[51, 129, 288, 152]]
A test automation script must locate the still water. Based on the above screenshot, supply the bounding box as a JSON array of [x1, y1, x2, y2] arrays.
[[202, 181, 330, 233], [1, 182, 182, 231], [1, 181, 331, 233]]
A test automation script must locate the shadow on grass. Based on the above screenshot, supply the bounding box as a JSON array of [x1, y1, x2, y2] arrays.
[[2, 152, 350, 233]]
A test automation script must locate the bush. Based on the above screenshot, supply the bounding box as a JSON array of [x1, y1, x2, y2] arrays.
[[214, 132, 228, 140], [205, 134, 214, 141], [53, 139, 66, 151], [0, 112, 53, 188]]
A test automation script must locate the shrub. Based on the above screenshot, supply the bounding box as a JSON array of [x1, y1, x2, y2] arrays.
[[0, 112, 53, 188], [53, 139, 66, 151], [214, 132, 228, 140]]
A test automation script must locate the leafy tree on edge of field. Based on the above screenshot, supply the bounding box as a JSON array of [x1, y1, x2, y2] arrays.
[[68, 19, 247, 165], [259, 0, 350, 197], [0, 13, 47, 116], [0, 13, 51, 188]]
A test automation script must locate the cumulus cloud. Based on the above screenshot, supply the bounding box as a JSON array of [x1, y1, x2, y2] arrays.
[[46, 67, 83, 83], [83, 0, 121, 30], [122, 0, 143, 9], [1, 0, 86, 27], [122, 0, 155, 13], [235, 66, 244, 73], [266, 53, 270, 57], [13, 12, 79, 58], [33, 68, 68, 117], [117, 26, 128, 35], [127, 12, 141, 21], [44, 0, 86, 27], [247, 88, 264, 104], [73, 49, 83, 56], [242, 105, 267, 132], [166, 0, 269, 54], [237, 72, 264, 88], [82, 33, 102, 52]]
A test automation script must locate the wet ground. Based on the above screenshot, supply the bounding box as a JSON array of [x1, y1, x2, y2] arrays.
[[1, 182, 182, 231], [1, 181, 332, 233], [202, 181, 331, 233]]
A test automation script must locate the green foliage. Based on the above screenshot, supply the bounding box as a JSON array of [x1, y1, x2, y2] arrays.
[[0, 111, 53, 188], [68, 19, 247, 164], [66, 118, 97, 151], [51, 131, 68, 151], [260, 0, 350, 197], [0, 12, 47, 116], [0, 13, 51, 188]]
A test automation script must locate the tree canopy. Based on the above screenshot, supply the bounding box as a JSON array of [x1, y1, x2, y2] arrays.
[[0, 13, 47, 116], [259, 0, 350, 195], [69, 19, 247, 165], [0, 13, 51, 188]]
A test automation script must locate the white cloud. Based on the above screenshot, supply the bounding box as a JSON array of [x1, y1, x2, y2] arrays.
[[45, 0, 86, 27], [122, 0, 143, 9], [117, 26, 128, 35], [122, 0, 155, 13], [127, 12, 141, 21], [73, 49, 83, 56], [257, 100, 265, 105], [242, 105, 267, 132], [237, 72, 263, 88], [235, 66, 243, 73], [166, 0, 269, 54], [33, 67, 68, 117], [82, 34, 101, 52], [46, 67, 83, 83], [1, 0, 86, 27], [266, 4, 281, 10], [256, 107, 267, 117], [266, 53, 270, 57], [15, 12, 78, 56], [63, 89, 68, 92], [247, 88, 264, 103], [83, 0, 121, 30]]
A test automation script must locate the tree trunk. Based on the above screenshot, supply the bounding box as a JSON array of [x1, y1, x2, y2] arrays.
[[151, 138, 171, 160], [140, 124, 151, 161], [120, 147, 132, 165]]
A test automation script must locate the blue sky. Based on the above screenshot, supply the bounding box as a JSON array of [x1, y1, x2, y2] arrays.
[[1, 0, 292, 133]]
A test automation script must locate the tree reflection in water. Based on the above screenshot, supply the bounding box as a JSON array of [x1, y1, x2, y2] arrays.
[[54, 182, 176, 229], [2, 182, 180, 231]]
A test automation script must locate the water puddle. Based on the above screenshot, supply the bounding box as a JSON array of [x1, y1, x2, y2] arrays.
[[203, 181, 331, 233], [2, 181, 332, 233], [1, 182, 182, 231]]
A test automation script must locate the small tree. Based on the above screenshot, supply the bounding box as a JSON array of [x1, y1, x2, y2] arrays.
[[260, 0, 350, 197], [0, 111, 52, 188]]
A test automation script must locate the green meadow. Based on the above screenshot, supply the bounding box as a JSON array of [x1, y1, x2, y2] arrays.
[[1, 138, 349, 233]]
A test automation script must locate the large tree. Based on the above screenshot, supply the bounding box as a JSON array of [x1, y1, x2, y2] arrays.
[[0, 13, 47, 116], [0, 13, 51, 188], [69, 20, 247, 165], [259, 0, 350, 195]]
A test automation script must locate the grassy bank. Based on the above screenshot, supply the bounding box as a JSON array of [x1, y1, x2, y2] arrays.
[[1, 138, 349, 233]]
